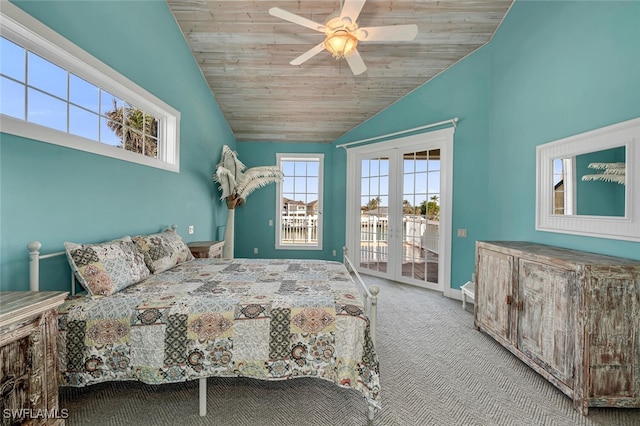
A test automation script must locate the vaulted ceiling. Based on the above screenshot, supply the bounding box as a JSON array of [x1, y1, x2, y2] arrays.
[[167, 1, 513, 143]]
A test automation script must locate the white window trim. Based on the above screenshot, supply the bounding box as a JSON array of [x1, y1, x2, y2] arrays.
[[536, 117, 639, 242], [0, 2, 180, 172], [562, 157, 576, 215], [345, 127, 454, 295], [276, 153, 324, 250]]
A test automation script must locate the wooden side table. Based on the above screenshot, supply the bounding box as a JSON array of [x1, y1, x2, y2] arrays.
[[1, 291, 68, 425], [187, 240, 225, 258]]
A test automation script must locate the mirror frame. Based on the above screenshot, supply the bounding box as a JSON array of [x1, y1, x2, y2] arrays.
[[536, 117, 640, 242]]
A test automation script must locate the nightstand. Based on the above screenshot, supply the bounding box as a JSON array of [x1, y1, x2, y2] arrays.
[[187, 240, 225, 258], [1, 291, 68, 425]]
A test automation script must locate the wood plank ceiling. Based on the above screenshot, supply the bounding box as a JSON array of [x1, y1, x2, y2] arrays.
[[167, 1, 513, 143]]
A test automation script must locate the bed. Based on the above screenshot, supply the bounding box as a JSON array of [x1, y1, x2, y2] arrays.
[[27, 228, 380, 420]]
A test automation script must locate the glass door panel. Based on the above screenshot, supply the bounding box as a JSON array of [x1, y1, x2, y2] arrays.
[[401, 149, 440, 284], [347, 129, 452, 293], [359, 156, 390, 274]]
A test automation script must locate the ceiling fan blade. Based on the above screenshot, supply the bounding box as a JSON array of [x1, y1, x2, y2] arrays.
[[345, 49, 367, 75], [269, 7, 325, 32], [291, 42, 326, 66], [339, 0, 367, 24], [356, 24, 418, 42]]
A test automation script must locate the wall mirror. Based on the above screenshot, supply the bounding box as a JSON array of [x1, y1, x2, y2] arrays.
[[536, 117, 640, 242]]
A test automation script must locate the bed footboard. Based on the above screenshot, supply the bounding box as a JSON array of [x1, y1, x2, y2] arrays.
[[342, 247, 379, 347]]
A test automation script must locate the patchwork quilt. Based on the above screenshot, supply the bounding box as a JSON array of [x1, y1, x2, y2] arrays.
[[58, 258, 380, 409]]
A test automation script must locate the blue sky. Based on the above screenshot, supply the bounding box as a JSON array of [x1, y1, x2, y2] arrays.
[[361, 156, 441, 209], [1, 35, 153, 149]]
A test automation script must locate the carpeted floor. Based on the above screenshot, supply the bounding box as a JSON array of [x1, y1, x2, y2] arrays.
[[59, 275, 640, 426]]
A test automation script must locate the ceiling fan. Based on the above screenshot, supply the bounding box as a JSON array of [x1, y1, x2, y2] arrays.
[[269, 0, 418, 75]]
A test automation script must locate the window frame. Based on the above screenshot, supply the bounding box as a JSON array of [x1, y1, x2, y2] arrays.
[[275, 153, 324, 250], [0, 2, 180, 172]]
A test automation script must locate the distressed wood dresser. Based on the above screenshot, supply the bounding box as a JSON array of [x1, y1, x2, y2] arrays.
[[474, 241, 640, 415], [1, 292, 67, 425]]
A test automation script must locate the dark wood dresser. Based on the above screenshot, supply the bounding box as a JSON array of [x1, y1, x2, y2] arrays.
[[1, 292, 68, 425]]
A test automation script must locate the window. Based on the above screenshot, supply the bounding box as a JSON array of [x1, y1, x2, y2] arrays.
[[276, 153, 323, 250], [552, 158, 575, 215], [0, 3, 180, 172]]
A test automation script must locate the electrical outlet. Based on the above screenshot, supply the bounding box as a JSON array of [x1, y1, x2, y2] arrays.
[[188, 225, 194, 235], [253, 247, 258, 254], [268, 219, 273, 227], [332, 250, 336, 257], [457, 228, 467, 238]]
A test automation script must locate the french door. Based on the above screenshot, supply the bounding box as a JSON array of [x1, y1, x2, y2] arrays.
[[346, 128, 453, 292]]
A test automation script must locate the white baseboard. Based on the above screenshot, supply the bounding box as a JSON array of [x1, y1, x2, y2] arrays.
[[447, 288, 475, 307], [449, 288, 463, 301]]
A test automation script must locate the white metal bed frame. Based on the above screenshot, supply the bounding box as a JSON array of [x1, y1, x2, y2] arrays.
[[27, 240, 379, 420]]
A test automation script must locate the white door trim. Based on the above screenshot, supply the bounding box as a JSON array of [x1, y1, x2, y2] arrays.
[[345, 127, 454, 294]]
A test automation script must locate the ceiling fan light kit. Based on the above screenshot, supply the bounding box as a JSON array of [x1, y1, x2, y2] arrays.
[[323, 15, 358, 59], [325, 30, 358, 59], [268, 0, 417, 76]]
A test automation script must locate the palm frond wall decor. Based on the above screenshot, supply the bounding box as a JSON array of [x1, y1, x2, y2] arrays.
[[213, 145, 283, 257], [581, 162, 626, 185]]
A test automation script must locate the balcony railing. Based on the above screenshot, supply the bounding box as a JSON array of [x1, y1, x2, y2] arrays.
[[280, 214, 439, 255], [360, 214, 439, 253], [281, 215, 318, 244]]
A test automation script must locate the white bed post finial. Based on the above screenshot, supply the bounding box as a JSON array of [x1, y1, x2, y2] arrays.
[[28, 241, 42, 292]]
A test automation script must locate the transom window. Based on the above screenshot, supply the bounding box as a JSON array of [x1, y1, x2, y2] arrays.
[[0, 3, 180, 171], [276, 153, 323, 250]]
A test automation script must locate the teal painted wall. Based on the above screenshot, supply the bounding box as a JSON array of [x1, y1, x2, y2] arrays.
[[331, 0, 640, 290], [0, 0, 235, 291], [332, 37, 492, 291], [233, 142, 343, 261], [4, 1, 639, 294], [234, 47, 491, 279], [486, 0, 640, 255]]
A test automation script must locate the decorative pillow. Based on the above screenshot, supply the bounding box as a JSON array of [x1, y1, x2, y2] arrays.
[[132, 229, 194, 274], [64, 236, 150, 297]]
